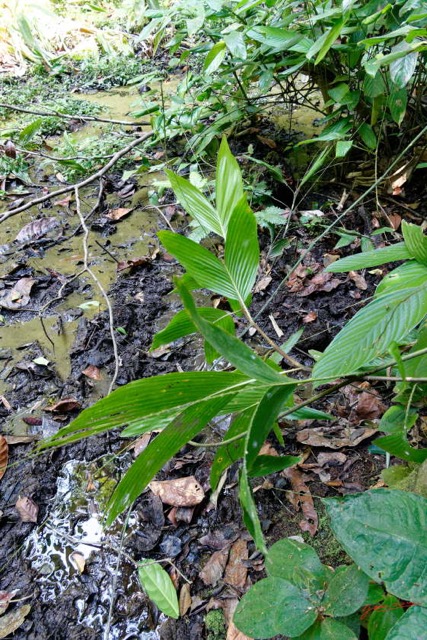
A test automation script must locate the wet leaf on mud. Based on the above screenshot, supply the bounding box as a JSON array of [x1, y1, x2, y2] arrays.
[[200, 548, 229, 586], [33, 356, 49, 366], [138, 560, 179, 619], [4, 435, 37, 444], [15, 217, 59, 244], [44, 398, 81, 413], [82, 365, 102, 381], [224, 539, 248, 589], [15, 496, 38, 523], [0, 277, 35, 310], [69, 552, 86, 574], [0, 605, 31, 639], [0, 436, 8, 481], [149, 476, 204, 507], [179, 583, 192, 616], [105, 207, 134, 221], [282, 468, 318, 536], [117, 256, 151, 271]]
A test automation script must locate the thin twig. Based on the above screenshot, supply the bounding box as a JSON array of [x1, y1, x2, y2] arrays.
[[75, 186, 120, 394], [0, 102, 149, 127], [0, 131, 153, 222]]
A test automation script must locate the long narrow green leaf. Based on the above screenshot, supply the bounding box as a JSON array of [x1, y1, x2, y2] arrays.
[[216, 136, 245, 233], [151, 307, 235, 350], [210, 408, 254, 491], [313, 283, 427, 381], [106, 395, 232, 524], [40, 371, 248, 448], [158, 231, 236, 298], [165, 169, 222, 236], [225, 199, 259, 301], [245, 386, 295, 470], [326, 243, 411, 272], [239, 468, 266, 554], [376, 261, 427, 296], [177, 280, 287, 384]]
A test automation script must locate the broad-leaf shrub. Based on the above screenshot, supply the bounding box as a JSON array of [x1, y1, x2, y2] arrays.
[[234, 490, 427, 639]]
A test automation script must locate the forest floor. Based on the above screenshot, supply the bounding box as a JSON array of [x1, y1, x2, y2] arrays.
[[0, 67, 426, 640]]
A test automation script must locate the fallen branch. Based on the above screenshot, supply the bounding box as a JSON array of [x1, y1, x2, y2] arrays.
[[0, 102, 149, 127], [0, 131, 154, 223]]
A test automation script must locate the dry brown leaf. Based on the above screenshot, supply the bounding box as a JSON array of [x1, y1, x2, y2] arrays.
[[200, 548, 229, 586], [69, 551, 85, 573], [81, 365, 102, 381], [117, 256, 151, 271], [297, 272, 341, 297], [105, 207, 134, 221], [45, 398, 81, 413], [349, 271, 368, 290], [0, 605, 31, 639], [15, 496, 38, 523], [0, 436, 8, 481], [227, 621, 253, 640], [149, 476, 204, 507], [15, 217, 59, 244], [0, 277, 35, 310], [303, 311, 317, 323], [253, 275, 272, 294], [224, 539, 248, 589], [256, 135, 277, 149], [0, 591, 17, 616], [283, 468, 318, 536], [4, 435, 37, 445], [179, 583, 192, 616], [133, 433, 152, 457], [0, 396, 11, 411], [296, 425, 377, 449], [222, 598, 253, 640], [54, 195, 72, 207]]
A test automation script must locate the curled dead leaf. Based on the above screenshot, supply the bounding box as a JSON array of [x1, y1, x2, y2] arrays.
[[282, 468, 318, 536], [15, 217, 59, 244], [81, 365, 102, 381], [224, 539, 248, 589], [44, 398, 81, 413], [105, 207, 134, 221], [69, 551, 86, 574], [0, 277, 35, 310], [179, 583, 192, 616], [0, 436, 8, 481], [296, 425, 377, 449], [149, 476, 204, 507], [15, 496, 38, 523]]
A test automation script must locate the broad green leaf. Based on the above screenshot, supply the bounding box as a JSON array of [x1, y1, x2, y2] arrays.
[[224, 199, 259, 301], [323, 564, 369, 617], [165, 170, 221, 236], [359, 123, 377, 150], [245, 386, 295, 470], [239, 468, 266, 554], [324, 490, 427, 604], [388, 88, 407, 125], [223, 30, 246, 59], [216, 136, 245, 233], [389, 42, 419, 88], [379, 405, 418, 434], [402, 220, 427, 266], [368, 595, 404, 640], [151, 307, 235, 350], [248, 454, 301, 477], [158, 231, 235, 298], [326, 243, 411, 272], [177, 280, 287, 384], [138, 560, 179, 618], [363, 72, 386, 99], [376, 261, 427, 296], [40, 371, 248, 448], [384, 606, 427, 640], [233, 576, 317, 638], [374, 432, 427, 463], [299, 618, 358, 640], [266, 538, 326, 591], [204, 41, 226, 75], [313, 283, 427, 380], [106, 395, 232, 524], [210, 408, 253, 490], [335, 140, 353, 158], [247, 26, 302, 52]]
